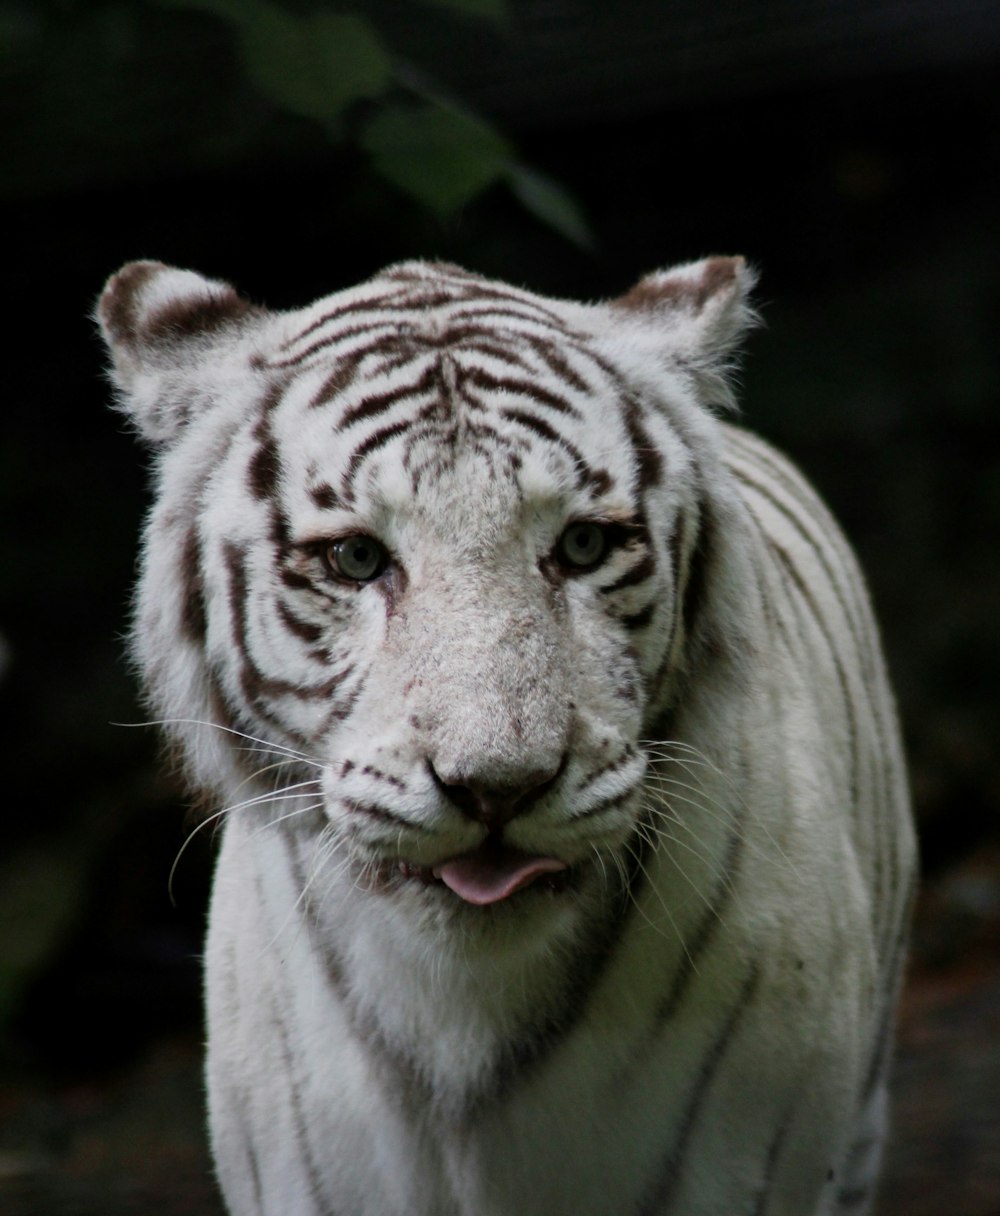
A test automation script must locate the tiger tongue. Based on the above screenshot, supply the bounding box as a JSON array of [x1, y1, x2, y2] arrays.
[[433, 844, 567, 906]]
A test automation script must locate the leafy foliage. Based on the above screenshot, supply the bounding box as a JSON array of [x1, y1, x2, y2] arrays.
[[360, 102, 512, 215], [150, 0, 590, 244]]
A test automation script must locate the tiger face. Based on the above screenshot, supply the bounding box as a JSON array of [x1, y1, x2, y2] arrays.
[[100, 258, 752, 918]]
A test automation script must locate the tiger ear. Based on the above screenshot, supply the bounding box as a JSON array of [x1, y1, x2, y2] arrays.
[[611, 256, 758, 408], [98, 261, 259, 443]]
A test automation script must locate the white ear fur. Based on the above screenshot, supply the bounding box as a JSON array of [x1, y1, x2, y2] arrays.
[[97, 261, 259, 445], [610, 256, 758, 410]]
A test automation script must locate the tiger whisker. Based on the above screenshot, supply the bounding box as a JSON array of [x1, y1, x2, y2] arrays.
[[621, 838, 695, 961], [247, 800, 326, 844], [642, 745, 797, 873], [648, 775, 796, 875], [639, 805, 738, 914], [168, 780, 324, 903], [258, 827, 348, 959], [113, 717, 325, 769]]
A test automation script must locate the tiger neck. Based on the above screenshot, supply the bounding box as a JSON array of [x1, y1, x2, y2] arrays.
[[242, 814, 634, 1108]]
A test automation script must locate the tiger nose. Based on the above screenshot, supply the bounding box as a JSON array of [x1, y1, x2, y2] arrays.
[[428, 759, 565, 829]]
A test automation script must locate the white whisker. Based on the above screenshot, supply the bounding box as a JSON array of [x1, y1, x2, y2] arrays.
[[621, 838, 693, 961], [112, 717, 325, 770]]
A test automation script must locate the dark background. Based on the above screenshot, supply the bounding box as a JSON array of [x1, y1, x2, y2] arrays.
[[1, 2, 998, 1212]]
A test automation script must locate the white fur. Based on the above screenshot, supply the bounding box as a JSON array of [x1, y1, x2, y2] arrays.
[[100, 257, 916, 1216]]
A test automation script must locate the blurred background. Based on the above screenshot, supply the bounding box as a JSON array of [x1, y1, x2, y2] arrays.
[[1, 1, 998, 1212]]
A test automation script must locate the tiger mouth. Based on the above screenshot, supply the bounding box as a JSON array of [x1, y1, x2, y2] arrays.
[[377, 840, 572, 906]]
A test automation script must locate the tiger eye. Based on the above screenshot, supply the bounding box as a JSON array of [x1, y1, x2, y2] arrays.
[[555, 522, 610, 571], [324, 535, 388, 582]]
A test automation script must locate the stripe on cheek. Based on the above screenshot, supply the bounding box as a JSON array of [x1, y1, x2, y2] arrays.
[[180, 526, 207, 643]]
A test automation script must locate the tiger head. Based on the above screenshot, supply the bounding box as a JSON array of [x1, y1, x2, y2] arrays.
[[100, 258, 754, 914]]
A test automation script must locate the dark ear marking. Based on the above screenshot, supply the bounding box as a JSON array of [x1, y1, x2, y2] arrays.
[[607, 256, 758, 413], [97, 261, 267, 445], [98, 261, 166, 350], [98, 260, 258, 358], [612, 256, 751, 316], [142, 284, 256, 345]]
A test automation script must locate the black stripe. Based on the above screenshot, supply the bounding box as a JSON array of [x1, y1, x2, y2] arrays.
[[637, 962, 761, 1216], [280, 567, 313, 592], [179, 526, 207, 643], [655, 802, 745, 1025], [465, 815, 656, 1116], [305, 329, 401, 401], [339, 363, 440, 429], [345, 799, 423, 830], [572, 745, 638, 799], [499, 408, 599, 490], [860, 867, 917, 1101], [342, 418, 414, 499], [750, 1106, 795, 1216], [730, 447, 896, 921], [269, 951, 332, 1210], [284, 284, 472, 357], [622, 396, 663, 489], [360, 764, 407, 790], [565, 790, 633, 822], [461, 367, 583, 418], [284, 834, 439, 1120], [242, 1116, 266, 1214], [521, 333, 594, 393], [499, 406, 561, 443], [278, 286, 419, 350], [276, 598, 324, 644], [730, 462, 867, 669], [308, 482, 340, 510], [247, 424, 281, 501], [599, 550, 655, 595], [646, 522, 689, 707], [619, 600, 657, 631], [679, 497, 713, 645], [768, 539, 860, 809], [445, 297, 572, 330], [739, 499, 798, 654], [728, 431, 868, 633], [224, 541, 354, 711]]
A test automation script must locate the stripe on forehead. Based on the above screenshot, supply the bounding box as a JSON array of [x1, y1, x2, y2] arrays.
[[327, 351, 620, 504], [249, 268, 662, 511], [267, 265, 581, 372]]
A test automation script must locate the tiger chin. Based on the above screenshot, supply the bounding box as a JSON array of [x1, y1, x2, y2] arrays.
[[99, 255, 916, 1216]]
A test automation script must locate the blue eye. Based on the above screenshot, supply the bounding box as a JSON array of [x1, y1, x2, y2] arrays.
[[324, 535, 388, 582], [555, 522, 610, 570]]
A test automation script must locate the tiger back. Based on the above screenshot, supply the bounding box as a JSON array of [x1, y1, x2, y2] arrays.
[[99, 256, 916, 1216]]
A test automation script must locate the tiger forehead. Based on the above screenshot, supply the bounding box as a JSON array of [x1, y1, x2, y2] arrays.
[[272, 268, 585, 366], [262, 319, 636, 519]]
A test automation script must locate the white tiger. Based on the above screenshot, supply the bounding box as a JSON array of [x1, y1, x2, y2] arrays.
[[99, 255, 916, 1216]]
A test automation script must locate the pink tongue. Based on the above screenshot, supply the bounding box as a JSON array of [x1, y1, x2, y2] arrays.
[[433, 846, 567, 906]]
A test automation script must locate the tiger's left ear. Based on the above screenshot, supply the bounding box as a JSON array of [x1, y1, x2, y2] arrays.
[[98, 261, 261, 445], [610, 256, 757, 408], [98, 261, 257, 382]]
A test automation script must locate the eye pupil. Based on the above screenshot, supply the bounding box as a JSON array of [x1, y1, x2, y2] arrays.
[[557, 523, 608, 570], [327, 535, 386, 581]]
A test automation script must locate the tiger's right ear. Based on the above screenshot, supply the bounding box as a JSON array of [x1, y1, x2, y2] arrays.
[[97, 261, 259, 444], [609, 256, 758, 411]]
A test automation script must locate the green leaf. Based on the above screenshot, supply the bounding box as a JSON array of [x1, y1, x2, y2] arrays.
[[152, 0, 392, 125], [361, 103, 513, 216], [412, 0, 509, 23], [507, 163, 595, 250], [243, 10, 391, 124]]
